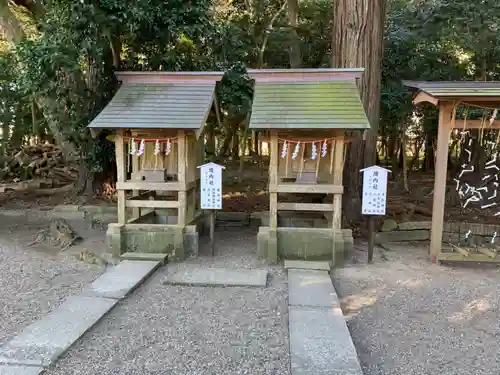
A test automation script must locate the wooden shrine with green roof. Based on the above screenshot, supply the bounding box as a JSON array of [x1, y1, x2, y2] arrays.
[[88, 71, 224, 260], [247, 69, 370, 264]]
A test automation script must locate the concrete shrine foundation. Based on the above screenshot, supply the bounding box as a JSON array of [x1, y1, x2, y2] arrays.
[[257, 211, 354, 264], [257, 227, 353, 265], [107, 211, 207, 261]]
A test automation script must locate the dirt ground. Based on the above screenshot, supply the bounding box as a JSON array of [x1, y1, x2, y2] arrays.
[[335, 243, 500, 375], [0, 212, 109, 342]]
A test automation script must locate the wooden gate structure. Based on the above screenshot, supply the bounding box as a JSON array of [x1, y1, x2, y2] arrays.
[[405, 81, 500, 264]]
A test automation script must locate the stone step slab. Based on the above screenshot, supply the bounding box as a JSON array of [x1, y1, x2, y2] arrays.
[[83, 260, 161, 299], [120, 252, 168, 264], [284, 260, 331, 271], [0, 365, 44, 375], [289, 306, 363, 375], [0, 296, 117, 367], [162, 266, 268, 287], [287, 269, 338, 308]]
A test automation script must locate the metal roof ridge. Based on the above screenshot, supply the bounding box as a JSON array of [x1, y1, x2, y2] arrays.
[[247, 68, 364, 83], [115, 71, 225, 84]]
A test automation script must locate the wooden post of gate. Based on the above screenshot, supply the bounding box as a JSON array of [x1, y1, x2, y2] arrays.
[[360, 166, 391, 263], [198, 162, 225, 256]]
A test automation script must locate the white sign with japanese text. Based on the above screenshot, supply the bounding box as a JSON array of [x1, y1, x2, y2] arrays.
[[198, 162, 225, 210], [360, 165, 390, 216]]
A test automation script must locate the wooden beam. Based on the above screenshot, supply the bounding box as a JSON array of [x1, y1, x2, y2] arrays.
[[126, 200, 179, 209], [413, 91, 439, 106], [131, 149, 140, 219], [177, 130, 186, 226], [116, 182, 182, 191], [270, 184, 343, 194], [116, 129, 127, 224], [451, 244, 470, 257], [476, 247, 497, 258], [332, 136, 344, 229], [444, 119, 500, 129], [430, 103, 453, 263], [116, 180, 197, 192], [438, 252, 500, 263], [269, 131, 279, 229], [277, 203, 334, 212]]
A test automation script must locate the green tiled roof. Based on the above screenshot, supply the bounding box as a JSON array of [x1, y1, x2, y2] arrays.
[[248, 81, 370, 130], [88, 83, 215, 129], [403, 81, 500, 97]]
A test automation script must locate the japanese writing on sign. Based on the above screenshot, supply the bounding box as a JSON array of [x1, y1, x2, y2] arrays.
[[199, 162, 225, 210], [360, 166, 390, 216]]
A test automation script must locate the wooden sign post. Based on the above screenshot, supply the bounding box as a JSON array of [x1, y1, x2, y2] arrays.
[[360, 165, 390, 263], [198, 162, 225, 256]]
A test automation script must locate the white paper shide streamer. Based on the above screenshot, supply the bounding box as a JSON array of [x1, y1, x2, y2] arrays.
[[311, 142, 318, 160], [321, 139, 328, 157], [281, 141, 288, 159], [153, 139, 161, 155], [130, 138, 137, 155], [490, 109, 498, 125], [137, 139, 145, 156], [292, 142, 300, 160], [165, 139, 172, 155]]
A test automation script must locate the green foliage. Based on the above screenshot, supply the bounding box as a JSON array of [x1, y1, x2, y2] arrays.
[[3, 0, 500, 181]]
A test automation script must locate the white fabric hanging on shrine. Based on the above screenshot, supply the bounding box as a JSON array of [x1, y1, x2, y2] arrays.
[[292, 142, 300, 160]]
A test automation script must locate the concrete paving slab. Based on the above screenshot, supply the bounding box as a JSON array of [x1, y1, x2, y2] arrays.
[[284, 260, 331, 271], [120, 252, 168, 264], [289, 306, 363, 375], [0, 365, 44, 375], [0, 296, 117, 367], [83, 260, 161, 299], [288, 269, 338, 308], [162, 266, 268, 287]]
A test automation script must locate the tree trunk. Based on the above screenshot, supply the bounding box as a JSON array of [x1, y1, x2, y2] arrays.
[[332, 0, 387, 219], [422, 135, 435, 171], [287, 0, 301, 68], [332, 0, 388, 215]]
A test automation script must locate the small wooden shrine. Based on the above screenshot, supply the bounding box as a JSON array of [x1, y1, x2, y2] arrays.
[[405, 80, 500, 264], [88, 71, 224, 259], [248, 69, 370, 263]]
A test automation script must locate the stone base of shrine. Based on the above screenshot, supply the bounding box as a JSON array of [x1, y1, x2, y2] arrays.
[[257, 227, 353, 265], [107, 212, 207, 261]]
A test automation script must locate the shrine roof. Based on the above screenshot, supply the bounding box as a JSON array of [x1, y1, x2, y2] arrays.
[[247, 69, 370, 130], [88, 71, 224, 130]]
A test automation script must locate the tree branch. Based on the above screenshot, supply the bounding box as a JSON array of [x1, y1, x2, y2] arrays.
[[258, 1, 287, 68]]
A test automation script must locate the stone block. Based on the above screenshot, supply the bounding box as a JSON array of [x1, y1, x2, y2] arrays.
[[216, 212, 250, 222], [375, 229, 430, 243], [52, 205, 80, 212], [0, 365, 44, 375], [162, 266, 268, 287], [284, 260, 331, 271], [257, 228, 269, 259], [80, 205, 117, 214], [380, 219, 398, 232], [268, 230, 278, 264], [289, 306, 362, 375], [120, 252, 168, 263], [83, 260, 161, 299], [397, 221, 432, 230], [0, 296, 117, 367], [288, 270, 338, 308]]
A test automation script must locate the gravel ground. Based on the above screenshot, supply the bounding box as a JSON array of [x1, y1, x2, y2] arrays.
[[0, 212, 105, 343], [46, 226, 291, 375], [333, 243, 500, 375]]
